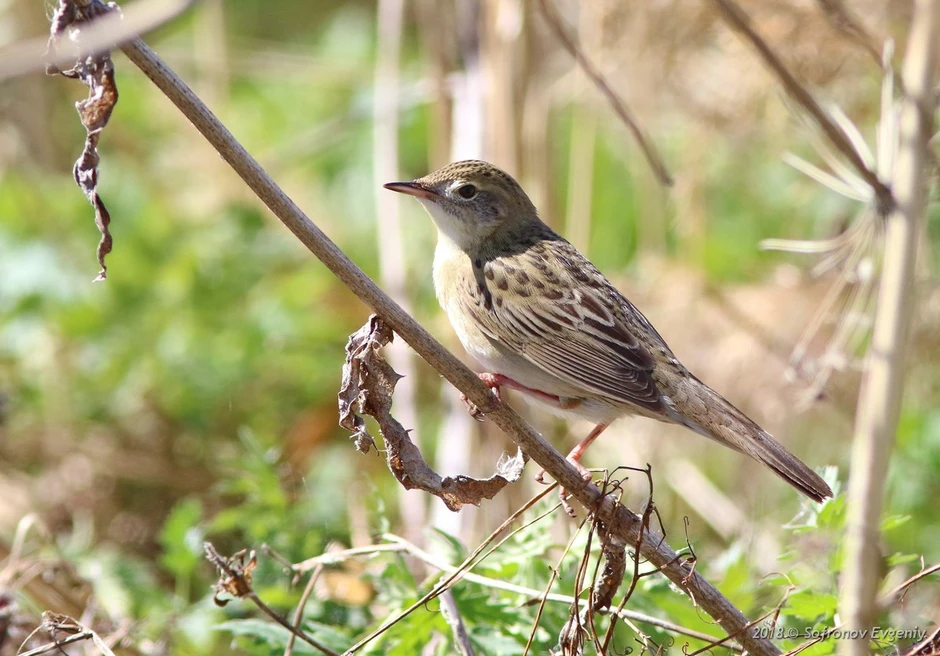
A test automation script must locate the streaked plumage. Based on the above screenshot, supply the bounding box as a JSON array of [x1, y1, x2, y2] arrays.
[[385, 160, 832, 503]]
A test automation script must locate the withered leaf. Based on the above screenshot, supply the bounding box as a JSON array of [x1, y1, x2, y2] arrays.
[[339, 316, 525, 510], [47, 0, 119, 281]]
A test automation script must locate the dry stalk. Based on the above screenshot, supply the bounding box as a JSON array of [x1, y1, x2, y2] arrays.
[[708, 0, 894, 214], [204, 543, 340, 656], [838, 1, 939, 653], [536, 0, 673, 187]]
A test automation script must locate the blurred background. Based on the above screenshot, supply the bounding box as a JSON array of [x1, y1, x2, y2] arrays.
[[0, 0, 937, 653]]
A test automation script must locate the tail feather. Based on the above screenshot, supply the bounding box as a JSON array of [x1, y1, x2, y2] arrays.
[[667, 382, 832, 503]]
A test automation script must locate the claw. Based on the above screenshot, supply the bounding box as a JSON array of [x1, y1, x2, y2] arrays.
[[461, 393, 489, 421], [461, 380, 501, 420]]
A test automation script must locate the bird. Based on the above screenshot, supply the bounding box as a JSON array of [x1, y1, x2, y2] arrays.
[[384, 160, 832, 503]]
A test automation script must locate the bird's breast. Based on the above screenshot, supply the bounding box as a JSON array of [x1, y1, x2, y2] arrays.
[[432, 238, 498, 364]]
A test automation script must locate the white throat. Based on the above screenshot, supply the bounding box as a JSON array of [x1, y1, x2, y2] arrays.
[[419, 198, 481, 252]]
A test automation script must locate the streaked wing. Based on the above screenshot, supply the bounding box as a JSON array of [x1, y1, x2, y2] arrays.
[[463, 255, 663, 412]]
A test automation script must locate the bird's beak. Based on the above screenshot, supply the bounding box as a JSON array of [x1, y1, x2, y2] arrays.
[[383, 181, 438, 200]]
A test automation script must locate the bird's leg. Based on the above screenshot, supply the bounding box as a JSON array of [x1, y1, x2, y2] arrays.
[[461, 372, 565, 419], [478, 373, 567, 405], [566, 422, 611, 466], [536, 422, 611, 516]]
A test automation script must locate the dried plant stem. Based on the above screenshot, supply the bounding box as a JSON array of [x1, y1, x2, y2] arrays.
[[708, 0, 894, 213], [283, 564, 323, 656], [118, 36, 778, 655], [18, 631, 96, 656], [372, 0, 428, 548], [838, 1, 939, 653], [440, 590, 475, 656]]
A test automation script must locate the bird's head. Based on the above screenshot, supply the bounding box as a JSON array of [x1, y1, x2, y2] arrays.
[[384, 160, 538, 251]]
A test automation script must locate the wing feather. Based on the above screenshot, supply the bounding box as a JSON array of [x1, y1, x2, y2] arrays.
[[463, 259, 663, 412]]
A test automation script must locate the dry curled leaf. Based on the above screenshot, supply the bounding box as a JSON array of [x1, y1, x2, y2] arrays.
[[557, 612, 586, 656], [592, 535, 627, 613], [204, 543, 257, 606], [39, 611, 84, 635], [47, 0, 119, 281], [339, 315, 525, 511]]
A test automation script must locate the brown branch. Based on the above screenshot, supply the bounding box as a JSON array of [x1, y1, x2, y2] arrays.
[[878, 562, 940, 609], [283, 564, 323, 656], [708, 0, 894, 214], [17, 631, 95, 656], [28, 9, 780, 651], [18, 612, 117, 656], [204, 544, 340, 656], [536, 0, 673, 187]]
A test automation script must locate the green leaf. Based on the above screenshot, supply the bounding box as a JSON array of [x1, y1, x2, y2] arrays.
[[159, 498, 204, 582], [880, 514, 911, 533], [783, 591, 838, 620], [886, 552, 920, 567]]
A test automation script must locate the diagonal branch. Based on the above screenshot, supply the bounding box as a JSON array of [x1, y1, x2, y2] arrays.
[[708, 0, 894, 214]]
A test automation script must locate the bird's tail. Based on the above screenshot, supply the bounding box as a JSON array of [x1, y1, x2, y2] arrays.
[[667, 381, 832, 503]]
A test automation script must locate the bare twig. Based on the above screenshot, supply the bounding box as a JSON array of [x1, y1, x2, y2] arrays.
[[204, 543, 340, 656], [536, 0, 673, 187], [283, 564, 323, 656], [838, 1, 939, 653], [523, 504, 587, 656], [878, 562, 940, 609], [439, 590, 475, 656], [79, 22, 782, 654], [601, 466, 656, 652], [18, 612, 116, 656], [17, 631, 95, 656], [708, 0, 894, 214]]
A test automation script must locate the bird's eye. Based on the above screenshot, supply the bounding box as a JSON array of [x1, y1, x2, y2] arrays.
[[456, 184, 478, 199]]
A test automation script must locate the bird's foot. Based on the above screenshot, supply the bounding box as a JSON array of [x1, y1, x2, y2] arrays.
[[461, 373, 504, 420], [462, 372, 565, 420]]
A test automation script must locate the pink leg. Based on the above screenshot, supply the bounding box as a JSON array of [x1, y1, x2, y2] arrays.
[[536, 422, 610, 485], [477, 373, 571, 407], [566, 422, 611, 465], [463, 372, 579, 419]]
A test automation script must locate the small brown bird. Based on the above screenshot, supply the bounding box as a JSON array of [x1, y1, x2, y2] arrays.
[[385, 160, 832, 502]]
